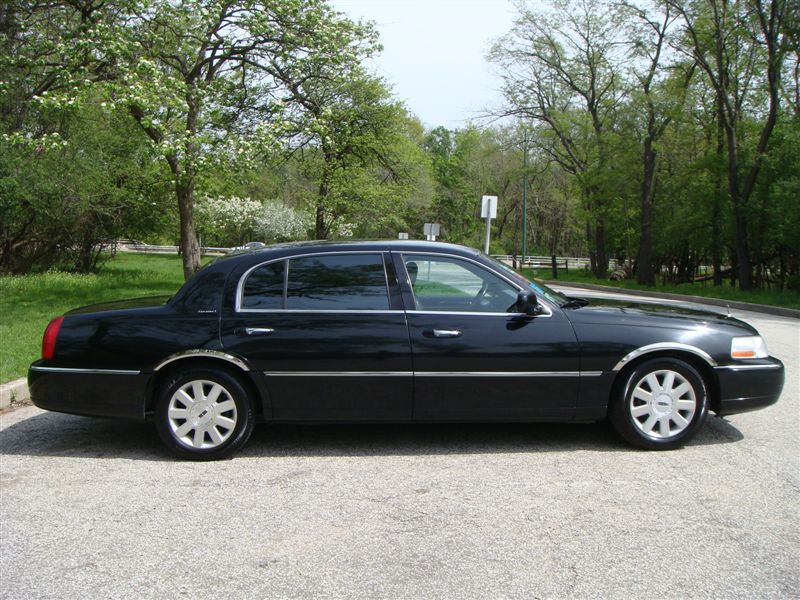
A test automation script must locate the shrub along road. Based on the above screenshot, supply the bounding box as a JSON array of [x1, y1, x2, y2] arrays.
[[0, 299, 797, 599]]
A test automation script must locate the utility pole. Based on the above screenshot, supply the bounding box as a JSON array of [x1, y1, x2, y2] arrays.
[[521, 129, 528, 266]]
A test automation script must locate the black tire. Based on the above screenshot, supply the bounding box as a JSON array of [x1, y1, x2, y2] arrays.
[[610, 357, 709, 450], [155, 366, 255, 460]]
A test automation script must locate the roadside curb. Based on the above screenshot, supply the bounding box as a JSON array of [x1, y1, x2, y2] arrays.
[[0, 378, 29, 411], [547, 281, 800, 319]]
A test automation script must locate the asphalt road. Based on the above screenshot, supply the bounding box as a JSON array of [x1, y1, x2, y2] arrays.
[[1, 297, 798, 599]]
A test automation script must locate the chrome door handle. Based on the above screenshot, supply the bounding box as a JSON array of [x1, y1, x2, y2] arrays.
[[246, 327, 274, 335], [430, 329, 462, 338], [235, 327, 275, 336]]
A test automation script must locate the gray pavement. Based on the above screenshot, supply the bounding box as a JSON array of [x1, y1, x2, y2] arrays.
[[1, 299, 798, 599]]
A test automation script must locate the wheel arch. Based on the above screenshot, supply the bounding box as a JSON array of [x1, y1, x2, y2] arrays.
[[609, 348, 721, 415], [144, 352, 267, 418]]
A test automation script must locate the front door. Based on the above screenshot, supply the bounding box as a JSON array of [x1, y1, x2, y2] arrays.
[[221, 252, 412, 421], [396, 253, 580, 421]]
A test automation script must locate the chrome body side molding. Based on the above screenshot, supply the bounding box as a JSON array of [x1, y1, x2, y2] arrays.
[[29, 366, 141, 375], [263, 370, 605, 378], [265, 371, 413, 377], [714, 363, 783, 371]]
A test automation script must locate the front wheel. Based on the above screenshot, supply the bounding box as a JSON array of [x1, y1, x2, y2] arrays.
[[610, 358, 709, 450], [155, 367, 255, 460]]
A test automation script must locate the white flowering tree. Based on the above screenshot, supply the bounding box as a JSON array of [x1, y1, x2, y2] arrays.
[[195, 196, 262, 247], [196, 196, 312, 246], [255, 202, 312, 242]]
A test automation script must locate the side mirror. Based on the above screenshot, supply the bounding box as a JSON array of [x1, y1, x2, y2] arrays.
[[515, 289, 543, 315]]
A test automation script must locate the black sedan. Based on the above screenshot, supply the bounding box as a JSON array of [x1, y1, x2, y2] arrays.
[[29, 241, 785, 459]]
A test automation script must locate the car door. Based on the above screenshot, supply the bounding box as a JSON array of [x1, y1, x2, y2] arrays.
[[395, 252, 580, 421], [220, 251, 413, 421]]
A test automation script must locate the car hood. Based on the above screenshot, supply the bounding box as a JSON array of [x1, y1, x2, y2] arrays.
[[562, 296, 757, 333], [66, 295, 173, 315]]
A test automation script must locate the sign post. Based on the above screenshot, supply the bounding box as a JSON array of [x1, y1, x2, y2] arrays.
[[481, 195, 498, 253]]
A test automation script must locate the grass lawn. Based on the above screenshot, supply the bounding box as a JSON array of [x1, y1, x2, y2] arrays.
[[522, 267, 800, 310], [0, 252, 211, 384]]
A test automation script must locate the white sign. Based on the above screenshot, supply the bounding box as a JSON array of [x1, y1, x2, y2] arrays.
[[398, 232, 409, 240], [423, 223, 440, 237], [481, 195, 498, 219]]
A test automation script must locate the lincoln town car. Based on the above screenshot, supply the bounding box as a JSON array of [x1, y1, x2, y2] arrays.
[[29, 241, 785, 459]]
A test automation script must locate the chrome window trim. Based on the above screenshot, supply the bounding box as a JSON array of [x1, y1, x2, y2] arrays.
[[154, 350, 250, 372], [410, 310, 551, 318], [612, 343, 718, 371], [30, 366, 140, 375], [237, 251, 391, 313], [398, 251, 554, 318]]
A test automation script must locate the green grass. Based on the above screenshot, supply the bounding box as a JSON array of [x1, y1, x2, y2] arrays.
[[522, 268, 800, 310], [0, 252, 211, 384]]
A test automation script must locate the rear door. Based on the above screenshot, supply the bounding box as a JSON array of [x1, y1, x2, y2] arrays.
[[220, 251, 413, 421]]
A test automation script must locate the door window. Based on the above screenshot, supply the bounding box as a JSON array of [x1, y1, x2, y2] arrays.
[[241, 254, 390, 311], [286, 254, 389, 310], [241, 260, 285, 309], [403, 254, 518, 313]]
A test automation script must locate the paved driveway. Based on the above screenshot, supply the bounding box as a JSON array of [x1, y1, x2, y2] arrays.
[[1, 298, 798, 599]]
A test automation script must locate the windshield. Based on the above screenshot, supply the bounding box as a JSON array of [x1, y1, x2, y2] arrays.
[[482, 254, 568, 306]]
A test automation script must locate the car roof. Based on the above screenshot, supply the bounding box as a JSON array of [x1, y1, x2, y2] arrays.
[[221, 239, 484, 262]]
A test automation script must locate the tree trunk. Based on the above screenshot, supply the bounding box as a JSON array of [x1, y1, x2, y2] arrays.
[[316, 150, 332, 239], [636, 138, 656, 286], [712, 107, 724, 286], [176, 181, 201, 280], [593, 215, 608, 278], [315, 202, 326, 240], [315, 168, 329, 239], [731, 206, 752, 290]]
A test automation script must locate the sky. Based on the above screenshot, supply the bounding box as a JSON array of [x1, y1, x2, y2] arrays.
[[330, 0, 518, 129]]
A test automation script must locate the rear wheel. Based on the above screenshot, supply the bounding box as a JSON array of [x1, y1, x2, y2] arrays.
[[610, 358, 708, 450], [155, 367, 254, 460]]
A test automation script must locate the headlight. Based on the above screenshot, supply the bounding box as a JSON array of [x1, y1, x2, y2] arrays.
[[731, 336, 769, 359]]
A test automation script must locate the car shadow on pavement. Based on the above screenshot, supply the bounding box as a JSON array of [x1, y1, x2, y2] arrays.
[[0, 410, 744, 461]]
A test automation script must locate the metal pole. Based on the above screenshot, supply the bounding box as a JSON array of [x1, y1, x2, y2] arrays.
[[521, 129, 528, 266], [484, 214, 491, 253]]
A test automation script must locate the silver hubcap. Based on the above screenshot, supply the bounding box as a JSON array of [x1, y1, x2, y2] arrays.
[[629, 369, 697, 439], [168, 380, 237, 449]]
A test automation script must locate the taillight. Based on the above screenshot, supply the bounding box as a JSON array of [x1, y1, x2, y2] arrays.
[[42, 316, 64, 360]]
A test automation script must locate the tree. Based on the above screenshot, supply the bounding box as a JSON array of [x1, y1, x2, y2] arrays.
[[618, 1, 695, 285], [272, 64, 431, 239], [668, 0, 793, 290], [3, 0, 380, 279], [0, 96, 171, 273], [490, 0, 623, 277], [114, 0, 381, 278]]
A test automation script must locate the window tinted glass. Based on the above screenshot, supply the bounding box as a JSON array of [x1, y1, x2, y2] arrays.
[[403, 254, 518, 313], [287, 254, 389, 310], [242, 261, 285, 309]]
